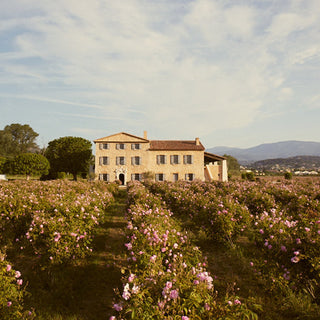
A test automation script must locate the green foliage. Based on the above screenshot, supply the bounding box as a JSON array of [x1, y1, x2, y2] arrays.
[[224, 154, 240, 174], [5, 153, 50, 179], [45, 136, 92, 180], [0, 156, 7, 173], [284, 171, 293, 180], [0, 252, 34, 320], [242, 172, 255, 181], [0, 124, 39, 158]]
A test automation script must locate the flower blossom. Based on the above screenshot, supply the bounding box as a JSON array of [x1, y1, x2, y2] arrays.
[[169, 289, 179, 300], [122, 283, 131, 300], [132, 284, 140, 294], [113, 303, 123, 311]]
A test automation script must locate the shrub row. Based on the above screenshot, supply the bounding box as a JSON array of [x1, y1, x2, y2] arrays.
[[111, 181, 257, 320], [148, 180, 320, 309]]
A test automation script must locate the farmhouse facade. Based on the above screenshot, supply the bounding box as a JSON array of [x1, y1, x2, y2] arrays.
[[94, 132, 227, 184]]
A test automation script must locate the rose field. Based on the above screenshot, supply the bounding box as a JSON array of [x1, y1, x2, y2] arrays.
[[1, 178, 320, 319]]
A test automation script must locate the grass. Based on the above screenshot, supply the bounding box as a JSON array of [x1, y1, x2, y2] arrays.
[[7, 189, 128, 320]]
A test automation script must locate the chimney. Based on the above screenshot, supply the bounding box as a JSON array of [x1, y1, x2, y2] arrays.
[[195, 137, 200, 145], [143, 131, 148, 139]]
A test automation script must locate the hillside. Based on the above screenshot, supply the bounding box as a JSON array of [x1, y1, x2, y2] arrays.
[[250, 155, 320, 171], [207, 140, 320, 164]]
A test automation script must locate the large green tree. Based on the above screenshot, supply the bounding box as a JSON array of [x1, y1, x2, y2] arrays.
[[45, 136, 92, 180], [0, 124, 39, 158], [6, 153, 50, 180]]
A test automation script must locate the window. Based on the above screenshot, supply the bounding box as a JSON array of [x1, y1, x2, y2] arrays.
[[99, 173, 109, 181], [131, 143, 141, 150], [156, 155, 167, 164], [99, 156, 109, 165], [99, 143, 110, 150], [116, 156, 126, 165], [131, 173, 142, 181], [131, 156, 141, 166], [183, 155, 193, 164], [155, 173, 165, 181], [185, 173, 195, 181], [173, 173, 179, 182], [116, 143, 126, 150], [170, 155, 180, 164]]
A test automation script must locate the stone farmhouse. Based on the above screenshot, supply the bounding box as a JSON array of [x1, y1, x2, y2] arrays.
[[94, 132, 228, 185]]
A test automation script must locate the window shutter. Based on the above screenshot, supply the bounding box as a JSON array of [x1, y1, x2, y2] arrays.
[[156, 155, 160, 164], [99, 143, 103, 150], [170, 155, 173, 164], [116, 157, 119, 165], [131, 174, 134, 180], [116, 144, 119, 150], [163, 174, 166, 181], [123, 157, 126, 165], [131, 157, 134, 165], [178, 155, 181, 164], [183, 155, 186, 164], [191, 155, 194, 164], [99, 157, 103, 165]]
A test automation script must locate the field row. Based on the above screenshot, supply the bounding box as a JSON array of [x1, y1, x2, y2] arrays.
[[0, 180, 116, 319]]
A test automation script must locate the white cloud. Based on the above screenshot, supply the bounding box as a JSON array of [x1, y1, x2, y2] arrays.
[[0, 0, 319, 144]]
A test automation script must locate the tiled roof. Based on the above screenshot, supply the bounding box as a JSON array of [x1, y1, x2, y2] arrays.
[[150, 140, 205, 151]]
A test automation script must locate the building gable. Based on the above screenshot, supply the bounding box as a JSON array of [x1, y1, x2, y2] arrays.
[[94, 132, 149, 143]]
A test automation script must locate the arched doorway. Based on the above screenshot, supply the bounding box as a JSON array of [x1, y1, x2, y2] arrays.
[[119, 173, 125, 185]]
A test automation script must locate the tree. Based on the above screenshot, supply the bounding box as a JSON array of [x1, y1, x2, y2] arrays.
[[0, 124, 39, 158], [6, 153, 50, 180], [45, 137, 92, 180], [284, 171, 293, 180], [0, 157, 6, 173], [223, 154, 240, 177]]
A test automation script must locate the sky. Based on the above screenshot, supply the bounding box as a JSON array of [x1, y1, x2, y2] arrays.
[[0, 0, 320, 150]]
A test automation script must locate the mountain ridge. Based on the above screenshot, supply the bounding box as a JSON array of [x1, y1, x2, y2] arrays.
[[207, 140, 320, 164]]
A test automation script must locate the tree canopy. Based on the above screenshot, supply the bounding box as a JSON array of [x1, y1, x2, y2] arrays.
[[6, 153, 50, 179], [0, 124, 39, 158], [45, 136, 92, 180], [223, 154, 241, 178]]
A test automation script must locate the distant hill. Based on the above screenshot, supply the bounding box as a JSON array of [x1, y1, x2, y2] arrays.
[[250, 156, 320, 171], [207, 141, 320, 164]]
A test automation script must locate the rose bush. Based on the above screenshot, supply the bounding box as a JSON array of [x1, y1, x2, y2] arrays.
[[0, 180, 115, 266], [0, 252, 34, 320], [111, 181, 257, 319]]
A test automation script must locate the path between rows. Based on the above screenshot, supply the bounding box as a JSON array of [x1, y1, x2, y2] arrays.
[[23, 190, 128, 320]]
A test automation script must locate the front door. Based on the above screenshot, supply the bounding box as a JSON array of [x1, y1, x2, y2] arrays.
[[119, 173, 125, 185]]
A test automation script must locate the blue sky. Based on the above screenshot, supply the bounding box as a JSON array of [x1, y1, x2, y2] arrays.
[[1, 0, 319, 149]]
